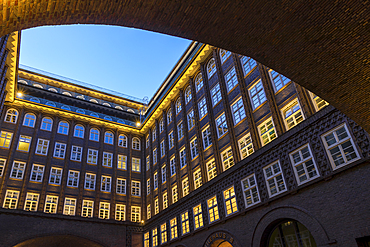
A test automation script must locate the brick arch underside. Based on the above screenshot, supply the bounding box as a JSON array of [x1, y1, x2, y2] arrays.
[[12, 235, 104, 247], [1, 1, 370, 132]]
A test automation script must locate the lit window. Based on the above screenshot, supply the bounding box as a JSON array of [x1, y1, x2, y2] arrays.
[[231, 97, 246, 125], [103, 152, 113, 167], [195, 73, 203, 92], [159, 119, 164, 133], [62, 91, 72, 97], [132, 181, 141, 196], [182, 177, 189, 197], [131, 206, 141, 222], [24, 193, 39, 211], [154, 198, 159, 214], [23, 113, 36, 127], [57, 121, 69, 135], [90, 128, 100, 141], [99, 202, 110, 219], [172, 185, 178, 203], [207, 58, 216, 78], [207, 159, 217, 181], [282, 99, 304, 129], [44, 195, 58, 214], [161, 223, 167, 244], [163, 192, 168, 209], [104, 131, 114, 144], [310, 92, 329, 111], [211, 83, 222, 106], [146, 135, 149, 149], [117, 178, 126, 194], [67, 170, 79, 187], [225, 67, 238, 92], [185, 86, 192, 104], [190, 138, 199, 160], [290, 144, 320, 184], [49, 167, 62, 185], [115, 204, 125, 221], [152, 228, 158, 247], [170, 157, 176, 176], [202, 126, 212, 149], [17, 135, 32, 152], [82, 200, 94, 217], [170, 217, 178, 239], [179, 148, 187, 168], [269, 69, 291, 92], [215, 113, 228, 138], [147, 204, 151, 219], [181, 211, 190, 235], [30, 164, 44, 182], [187, 110, 195, 130], [241, 174, 260, 207], [70, 145, 83, 161], [0, 131, 13, 148], [160, 140, 165, 157], [90, 98, 98, 103], [147, 178, 151, 195], [241, 56, 257, 75], [177, 122, 184, 140], [238, 133, 254, 159], [146, 155, 150, 171], [74, 124, 84, 138], [115, 105, 123, 110], [249, 80, 266, 109], [132, 157, 141, 172], [63, 198, 76, 215], [176, 98, 182, 114], [10, 161, 26, 179], [35, 138, 49, 155], [132, 137, 141, 150], [161, 165, 166, 183], [76, 94, 84, 99], [154, 172, 158, 190], [193, 168, 202, 189], [144, 232, 150, 247], [258, 118, 277, 146], [40, 117, 53, 131], [264, 161, 287, 197], [3, 190, 19, 209], [207, 196, 219, 223], [198, 97, 208, 119], [85, 173, 96, 190], [0, 159, 5, 176], [167, 109, 173, 123], [4, 109, 18, 123], [102, 102, 111, 107], [118, 134, 127, 147], [193, 204, 204, 229], [101, 176, 111, 192], [223, 186, 238, 216], [153, 148, 158, 164], [168, 131, 174, 149], [152, 126, 157, 141], [220, 49, 231, 63], [321, 124, 360, 170], [222, 147, 234, 171], [87, 149, 98, 164]]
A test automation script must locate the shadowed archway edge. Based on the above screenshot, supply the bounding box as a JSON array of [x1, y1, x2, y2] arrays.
[[1, 1, 369, 132]]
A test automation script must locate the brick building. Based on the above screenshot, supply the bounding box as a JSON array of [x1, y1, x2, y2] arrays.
[[0, 36, 369, 247]]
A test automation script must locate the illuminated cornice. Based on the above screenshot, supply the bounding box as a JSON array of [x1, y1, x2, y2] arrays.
[[5, 31, 20, 103]]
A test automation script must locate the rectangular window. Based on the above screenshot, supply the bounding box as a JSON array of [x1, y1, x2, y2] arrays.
[[193, 204, 203, 229], [82, 200, 94, 217], [310, 92, 329, 111], [225, 67, 238, 91], [35, 138, 49, 155], [70, 145, 82, 161], [258, 118, 277, 146], [85, 173, 96, 190], [10, 161, 26, 179], [152, 228, 158, 247], [269, 69, 290, 92], [44, 195, 58, 214], [146, 135, 150, 148], [132, 157, 141, 172], [132, 181, 141, 196], [168, 131, 174, 149], [241, 174, 260, 207], [117, 178, 126, 194], [231, 97, 246, 125], [102, 152, 113, 167], [30, 164, 44, 182], [161, 223, 167, 244], [282, 99, 304, 130], [87, 149, 98, 164], [215, 113, 228, 138], [54, 142, 66, 159], [101, 176, 111, 192], [155, 198, 159, 214], [17, 135, 32, 152], [0, 158, 5, 176], [147, 178, 151, 195], [249, 80, 266, 109], [99, 202, 110, 219], [207, 196, 219, 223], [241, 56, 257, 75], [115, 204, 125, 221], [147, 204, 151, 219], [153, 148, 157, 164], [0, 131, 12, 148], [190, 138, 199, 159], [24, 193, 39, 211], [177, 122, 184, 140], [161, 165, 166, 183], [154, 172, 158, 190], [170, 217, 178, 240], [290, 144, 320, 184], [222, 148, 234, 171], [194, 168, 202, 189], [321, 124, 359, 170], [223, 186, 238, 216], [182, 177, 189, 197], [160, 140, 165, 157], [163, 192, 168, 209], [264, 161, 287, 197], [152, 127, 156, 141], [181, 211, 190, 235], [202, 126, 212, 149], [63, 198, 76, 215], [144, 232, 150, 247], [179, 148, 186, 168], [131, 206, 141, 222], [207, 159, 217, 181], [117, 154, 127, 170], [238, 133, 254, 159], [211, 83, 222, 106], [159, 119, 164, 133], [49, 167, 62, 185], [3, 190, 19, 209], [170, 157, 176, 176], [198, 97, 208, 119], [187, 110, 195, 130], [172, 185, 178, 204], [146, 155, 150, 171]]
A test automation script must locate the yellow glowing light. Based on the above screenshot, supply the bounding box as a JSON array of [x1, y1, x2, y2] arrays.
[[16, 92, 23, 97], [141, 220, 144, 224], [136, 122, 141, 127]]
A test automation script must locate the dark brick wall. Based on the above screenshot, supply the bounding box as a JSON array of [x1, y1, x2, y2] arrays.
[[0, 35, 9, 115]]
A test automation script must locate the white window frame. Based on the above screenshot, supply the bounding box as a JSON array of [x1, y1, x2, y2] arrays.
[[89, 128, 100, 142], [206, 159, 217, 181], [221, 147, 234, 171], [67, 170, 79, 187], [147, 178, 151, 195], [161, 165, 166, 183], [177, 122, 184, 140], [249, 80, 267, 110], [170, 217, 178, 240], [132, 157, 141, 172], [207, 58, 216, 79], [198, 97, 207, 119], [172, 185, 178, 204], [207, 196, 220, 223], [238, 133, 254, 159], [23, 113, 36, 128], [99, 202, 110, 219], [168, 131, 174, 150], [85, 173, 96, 190], [30, 164, 44, 182], [241, 56, 257, 76], [241, 174, 261, 207], [211, 83, 222, 106], [131, 206, 141, 222], [193, 204, 204, 229], [40, 117, 53, 131], [49, 167, 62, 185], [102, 152, 113, 167], [175, 98, 182, 114], [131, 181, 141, 196], [5, 109, 19, 123], [159, 119, 165, 133], [74, 124, 84, 138], [53, 142, 66, 159], [258, 118, 277, 146], [170, 157, 176, 176], [193, 168, 202, 190], [24, 193, 39, 211], [57, 121, 69, 135], [104, 131, 114, 144], [309, 91, 329, 112], [0, 131, 13, 148], [117, 178, 126, 194], [223, 186, 238, 216], [117, 154, 127, 170], [101, 176, 112, 192], [82, 200, 94, 218], [269, 69, 291, 92], [70, 145, 82, 162], [160, 140, 165, 157], [190, 138, 199, 160], [219, 49, 231, 64], [63, 198, 76, 215], [163, 192, 168, 209], [0, 158, 5, 176], [187, 110, 195, 130], [224, 67, 238, 92], [281, 99, 305, 130], [215, 113, 228, 138], [153, 148, 158, 164], [182, 177, 189, 197], [231, 97, 246, 125], [132, 137, 141, 150], [202, 126, 212, 150], [154, 172, 158, 190], [17, 135, 32, 152], [181, 211, 190, 235], [116, 204, 126, 221], [185, 86, 192, 104], [10, 161, 26, 179], [3, 190, 19, 209], [195, 73, 203, 92], [44, 195, 58, 214], [179, 147, 186, 168], [154, 198, 159, 215], [263, 161, 287, 198], [118, 134, 128, 147], [87, 149, 98, 164]]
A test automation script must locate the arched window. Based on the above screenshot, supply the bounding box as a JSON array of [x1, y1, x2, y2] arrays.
[[90, 128, 100, 141], [30, 97, 40, 103], [102, 102, 111, 107], [48, 88, 58, 93], [195, 73, 203, 92], [115, 105, 123, 110], [118, 134, 127, 147], [207, 58, 216, 78], [176, 98, 182, 114], [33, 83, 43, 89], [219, 49, 231, 63], [5, 109, 19, 123], [104, 116, 112, 121], [61, 105, 71, 111], [57, 121, 69, 135], [167, 109, 172, 123], [185, 86, 192, 104], [90, 112, 99, 118], [241, 56, 257, 76], [76, 95, 85, 100], [23, 113, 36, 127], [74, 124, 85, 138], [40, 117, 53, 131], [76, 109, 85, 114], [62, 91, 72, 97], [46, 101, 56, 107], [89, 99, 99, 103], [117, 119, 125, 124], [127, 108, 135, 113], [18, 80, 28, 85], [104, 131, 114, 144], [132, 137, 141, 150]]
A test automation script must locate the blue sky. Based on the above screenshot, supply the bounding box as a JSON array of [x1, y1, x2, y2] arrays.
[[20, 25, 192, 100]]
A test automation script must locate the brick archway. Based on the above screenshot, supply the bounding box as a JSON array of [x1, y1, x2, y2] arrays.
[[12, 234, 105, 247]]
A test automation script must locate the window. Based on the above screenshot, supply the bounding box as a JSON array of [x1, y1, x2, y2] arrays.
[[30, 164, 44, 182], [147, 204, 151, 219], [201, 126, 212, 150], [207, 58, 216, 78], [168, 131, 174, 149], [249, 80, 266, 109], [161, 165, 167, 184], [170, 157, 176, 176], [17, 135, 32, 152], [57, 121, 69, 135], [49, 167, 62, 185], [187, 110, 195, 130], [193, 204, 203, 229], [322, 124, 359, 170], [241, 174, 260, 207], [116, 204, 125, 221], [223, 186, 238, 216], [61, 105, 71, 111], [181, 211, 190, 235], [90, 128, 100, 141], [153, 148, 158, 164], [310, 92, 329, 111], [40, 117, 53, 131], [132, 157, 141, 172], [175, 98, 182, 114], [220, 49, 231, 63], [87, 149, 98, 164], [159, 119, 165, 133], [152, 228, 158, 247], [154, 198, 159, 214], [170, 217, 178, 240], [132, 137, 141, 150], [163, 192, 168, 209], [101, 176, 111, 192], [290, 144, 319, 184], [3, 190, 19, 209], [231, 97, 246, 125], [24, 193, 39, 211], [160, 140, 165, 157], [154, 172, 158, 190], [66, 170, 79, 187], [172, 185, 178, 203], [44, 195, 58, 214], [70, 145, 83, 161], [144, 232, 149, 247], [103, 152, 113, 167], [241, 56, 257, 75], [161, 223, 167, 244], [117, 178, 126, 194], [190, 138, 199, 160], [74, 125, 84, 138], [131, 206, 141, 222], [182, 177, 189, 197], [99, 202, 110, 219], [23, 113, 36, 127], [145, 135, 150, 149], [264, 161, 287, 197], [269, 69, 291, 92], [5, 109, 18, 123], [211, 83, 222, 106], [194, 168, 202, 189], [198, 97, 207, 119], [0, 159, 5, 176], [10, 161, 26, 179], [185, 86, 192, 104], [195, 73, 203, 92], [238, 133, 254, 159], [146, 178, 151, 195], [258, 118, 277, 146], [222, 147, 234, 171], [35, 139, 49, 155], [90, 98, 98, 103], [282, 99, 304, 129], [63, 198, 76, 215], [177, 122, 184, 140], [179, 148, 186, 168], [207, 196, 219, 223], [46, 101, 56, 107], [0, 131, 12, 148], [167, 109, 173, 123], [117, 155, 127, 170], [118, 134, 127, 147], [146, 155, 150, 171], [85, 173, 96, 190], [152, 127, 156, 141], [225, 67, 238, 92], [82, 200, 94, 217], [215, 113, 228, 138], [76, 108, 85, 114], [132, 181, 141, 196], [207, 159, 217, 181], [104, 131, 114, 144]]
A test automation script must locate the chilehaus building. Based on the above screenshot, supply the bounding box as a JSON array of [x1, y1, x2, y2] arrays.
[[0, 32, 369, 247]]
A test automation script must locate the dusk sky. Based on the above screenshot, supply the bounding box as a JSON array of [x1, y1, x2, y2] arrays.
[[20, 25, 192, 101]]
